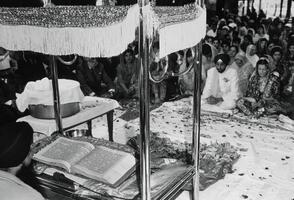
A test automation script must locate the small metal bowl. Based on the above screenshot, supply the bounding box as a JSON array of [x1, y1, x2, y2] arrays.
[[64, 129, 89, 137]]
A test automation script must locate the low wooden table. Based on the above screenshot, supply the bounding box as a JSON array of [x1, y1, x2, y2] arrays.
[[18, 97, 120, 141]]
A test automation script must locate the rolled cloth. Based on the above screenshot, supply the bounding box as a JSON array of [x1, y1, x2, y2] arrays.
[[0, 122, 33, 168], [214, 53, 230, 65]]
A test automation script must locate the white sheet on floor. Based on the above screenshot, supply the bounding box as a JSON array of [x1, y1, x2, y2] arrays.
[[124, 97, 294, 200]]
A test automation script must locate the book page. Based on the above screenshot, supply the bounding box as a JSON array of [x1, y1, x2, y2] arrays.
[[33, 137, 95, 172], [72, 146, 136, 186]]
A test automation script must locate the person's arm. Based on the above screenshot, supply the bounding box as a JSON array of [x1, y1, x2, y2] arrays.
[[117, 64, 129, 94]]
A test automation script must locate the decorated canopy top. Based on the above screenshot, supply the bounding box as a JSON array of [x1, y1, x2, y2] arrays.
[[0, 4, 206, 58], [0, 6, 130, 28]]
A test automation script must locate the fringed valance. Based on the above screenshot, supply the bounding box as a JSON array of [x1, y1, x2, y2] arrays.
[[154, 5, 206, 58], [0, 5, 139, 57], [0, 4, 206, 58]]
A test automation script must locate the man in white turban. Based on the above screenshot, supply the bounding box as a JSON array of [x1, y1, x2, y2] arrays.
[[202, 53, 241, 110]]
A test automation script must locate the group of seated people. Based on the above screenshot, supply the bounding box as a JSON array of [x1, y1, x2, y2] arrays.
[[1, 9, 294, 126], [199, 10, 294, 119], [149, 10, 294, 120]]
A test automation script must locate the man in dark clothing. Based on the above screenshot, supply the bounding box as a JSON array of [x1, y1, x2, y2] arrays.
[[0, 79, 27, 126], [76, 57, 115, 97]]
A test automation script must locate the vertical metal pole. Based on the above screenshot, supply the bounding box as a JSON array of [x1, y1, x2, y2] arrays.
[[242, 0, 245, 15], [259, 0, 262, 12], [191, 42, 202, 200], [200, 0, 204, 8], [50, 56, 63, 135], [138, 0, 151, 200], [279, 0, 284, 17]]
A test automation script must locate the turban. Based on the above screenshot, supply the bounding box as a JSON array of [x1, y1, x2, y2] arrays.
[[214, 53, 230, 65], [0, 122, 33, 168]]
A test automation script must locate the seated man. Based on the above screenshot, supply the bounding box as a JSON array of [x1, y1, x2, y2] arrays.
[[0, 79, 28, 126], [0, 122, 45, 200], [202, 53, 241, 110], [76, 57, 115, 97]]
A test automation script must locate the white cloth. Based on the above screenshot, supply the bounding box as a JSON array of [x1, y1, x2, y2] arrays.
[[207, 29, 216, 37], [0, 170, 45, 200], [16, 78, 84, 112], [253, 33, 269, 43], [246, 45, 259, 68], [125, 98, 294, 200], [202, 64, 241, 110], [158, 6, 206, 58]]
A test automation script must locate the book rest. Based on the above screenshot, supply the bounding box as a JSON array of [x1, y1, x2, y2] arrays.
[[17, 97, 120, 141]]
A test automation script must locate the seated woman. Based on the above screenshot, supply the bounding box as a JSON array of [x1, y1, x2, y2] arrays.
[[150, 59, 167, 104], [228, 45, 239, 65], [115, 49, 139, 99], [256, 38, 268, 57], [246, 44, 259, 68], [236, 58, 285, 117], [234, 52, 254, 96], [270, 46, 290, 87], [150, 42, 167, 104], [178, 48, 195, 96]]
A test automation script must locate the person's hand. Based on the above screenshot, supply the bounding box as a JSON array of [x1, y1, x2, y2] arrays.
[[108, 89, 115, 97], [252, 101, 263, 109], [102, 92, 112, 98], [127, 87, 135, 96], [89, 92, 96, 97], [243, 97, 256, 103]]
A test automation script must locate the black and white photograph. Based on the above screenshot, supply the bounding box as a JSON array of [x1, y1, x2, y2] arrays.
[[0, 0, 293, 200]]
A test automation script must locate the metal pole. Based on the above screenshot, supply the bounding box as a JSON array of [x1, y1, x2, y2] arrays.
[[50, 56, 63, 135], [138, 0, 151, 200], [191, 41, 202, 200], [279, 0, 284, 17], [242, 0, 245, 15], [200, 0, 204, 8]]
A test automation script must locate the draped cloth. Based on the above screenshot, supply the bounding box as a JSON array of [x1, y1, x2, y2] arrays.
[[0, 4, 206, 58]]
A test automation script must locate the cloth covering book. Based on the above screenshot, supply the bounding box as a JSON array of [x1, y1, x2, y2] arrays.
[[33, 137, 136, 187]]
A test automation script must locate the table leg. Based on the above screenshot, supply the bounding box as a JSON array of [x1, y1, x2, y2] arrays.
[[107, 110, 114, 141], [87, 121, 92, 137]]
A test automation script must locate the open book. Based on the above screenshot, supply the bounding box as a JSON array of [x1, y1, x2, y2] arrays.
[[33, 137, 136, 187]]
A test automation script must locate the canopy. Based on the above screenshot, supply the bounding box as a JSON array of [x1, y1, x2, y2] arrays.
[[0, 4, 206, 58]]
